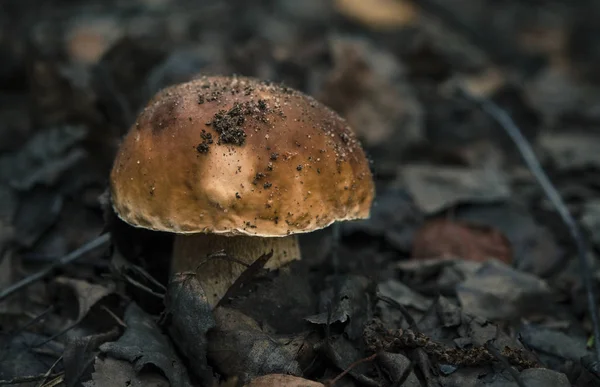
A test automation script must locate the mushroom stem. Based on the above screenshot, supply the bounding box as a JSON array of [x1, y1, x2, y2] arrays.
[[171, 234, 301, 307]]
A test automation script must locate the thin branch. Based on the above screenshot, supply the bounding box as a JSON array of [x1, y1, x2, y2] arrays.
[[458, 86, 600, 361], [100, 305, 127, 328], [327, 353, 378, 386], [35, 356, 63, 387], [377, 294, 418, 330], [0, 234, 111, 302], [129, 264, 166, 292], [123, 273, 165, 299], [0, 372, 63, 386]]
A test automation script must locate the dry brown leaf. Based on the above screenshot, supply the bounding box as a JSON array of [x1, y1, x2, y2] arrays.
[[411, 218, 513, 264], [244, 374, 324, 387], [334, 0, 418, 29], [455, 67, 506, 98], [66, 19, 122, 64]]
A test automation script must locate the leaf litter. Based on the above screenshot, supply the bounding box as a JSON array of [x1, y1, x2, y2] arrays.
[[3, 0, 600, 386]]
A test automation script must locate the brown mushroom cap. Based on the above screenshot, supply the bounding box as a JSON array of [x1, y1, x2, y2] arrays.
[[110, 75, 374, 236]]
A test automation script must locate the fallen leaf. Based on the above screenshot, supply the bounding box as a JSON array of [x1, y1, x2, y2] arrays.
[[83, 357, 169, 387], [63, 328, 121, 387], [401, 165, 511, 214], [377, 352, 421, 387], [305, 275, 375, 340], [244, 374, 324, 387], [225, 262, 317, 334], [99, 302, 194, 387], [396, 257, 483, 296], [581, 199, 600, 248], [411, 218, 513, 264], [316, 35, 423, 149], [162, 272, 215, 385], [13, 188, 63, 247], [66, 18, 122, 65], [0, 125, 88, 191], [451, 202, 563, 277], [486, 368, 571, 387], [378, 279, 433, 313], [519, 325, 591, 363], [456, 260, 553, 321], [0, 332, 64, 382], [538, 131, 600, 169], [54, 277, 116, 322], [207, 307, 304, 384], [334, 0, 418, 29]]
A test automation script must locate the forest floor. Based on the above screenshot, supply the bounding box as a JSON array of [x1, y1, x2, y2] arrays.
[[2, 0, 600, 386]]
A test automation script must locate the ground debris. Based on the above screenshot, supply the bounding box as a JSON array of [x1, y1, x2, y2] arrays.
[[83, 357, 169, 387], [161, 272, 215, 385], [99, 303, 194, 387], [207, 307, 307, 384], [412, 217, 513, 264], [363, 318, 537, 369]]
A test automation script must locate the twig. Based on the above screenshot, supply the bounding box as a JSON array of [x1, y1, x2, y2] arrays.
[[100, 305, 127, 328], [129, 264, 167, 292], [40, 375, 64, 387], [458, 86, 600, 361], [36, 356, 63, 387], [34, 321, 79, 348], [0, 372, 63, 386], [377, 294, 418, 330], [0, 234, 111, 302], [5, 305, 54, 341], [327, 353, 378, 386], [123, 273, 165, 299]]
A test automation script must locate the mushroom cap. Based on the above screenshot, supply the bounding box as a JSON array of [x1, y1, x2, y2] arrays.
[[110, 75, 374, 237]]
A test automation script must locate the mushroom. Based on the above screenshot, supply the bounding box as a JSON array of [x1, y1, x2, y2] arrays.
[[109, 75, 374, 307]]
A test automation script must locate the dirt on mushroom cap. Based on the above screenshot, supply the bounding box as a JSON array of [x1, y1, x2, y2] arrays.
[[109, 75, 374, 236]]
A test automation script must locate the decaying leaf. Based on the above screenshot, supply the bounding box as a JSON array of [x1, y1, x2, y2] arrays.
[[451, 202, 563, 277], [99, 303, 193, 387], [538, 131, 600, 170], [519, 324, 591, 363], [401, 165, 511, 214], [207, 307, 307, 384], [305, 275, 375, 340], [411, 218, 513, 264], [396, 257, 483, 296], [378, 279, 433, 313], [83, 357, 169, 387], [0, 125, 88, 191], [244, 374, 324, 387], [63, 327, 121, 387], [456, 260, 553, 321], [53, 276, 116, 322], [376, 352, 420, 387], [162, 272, 215, 385], [317, 35, 423, 149]]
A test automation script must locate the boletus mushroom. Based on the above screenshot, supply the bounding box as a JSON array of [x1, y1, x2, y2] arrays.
[[110, 75, 374, 307]]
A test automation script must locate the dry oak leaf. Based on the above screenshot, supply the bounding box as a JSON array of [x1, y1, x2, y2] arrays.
[[411, 218, 513, 264]]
